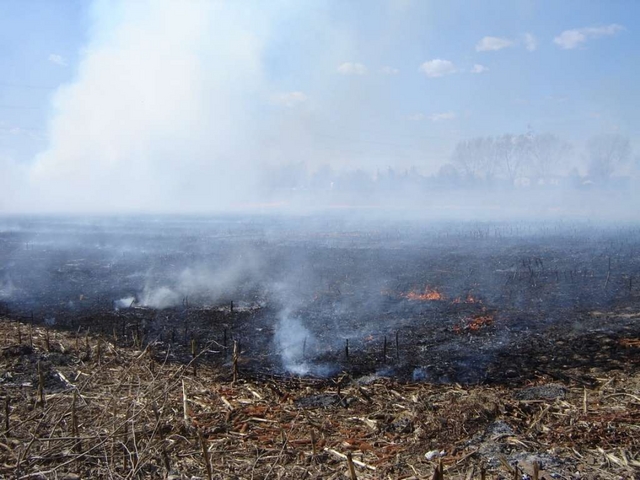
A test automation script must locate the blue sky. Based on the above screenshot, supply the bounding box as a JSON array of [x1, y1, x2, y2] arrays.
[[0, 0, 638, 211]]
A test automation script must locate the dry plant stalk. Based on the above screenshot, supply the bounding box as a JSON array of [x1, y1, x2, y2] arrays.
[[346, 451, 357, 480], [232, 340, 239, 383], [182, 379, 190, 428], [198, 430, 213, 480], [533, 460, 540, 480], [0, 318, 638, 480], [72, 389, 81, 453], [310, 428, 317, 456], [37, 360, 45, 407], [3, 396, 9, 434]]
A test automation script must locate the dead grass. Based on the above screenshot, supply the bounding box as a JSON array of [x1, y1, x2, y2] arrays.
[[1, 318, 638, 479]]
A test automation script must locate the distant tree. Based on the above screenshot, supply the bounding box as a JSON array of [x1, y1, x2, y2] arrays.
[[529, 133, 572, 179], [451, 138, 482, 179], [495, 134, 529, 185], [263, 162, 307, 190], [451, 136, 496, 180], [340, 169, 372, 192], [587, 133, 631, 181]]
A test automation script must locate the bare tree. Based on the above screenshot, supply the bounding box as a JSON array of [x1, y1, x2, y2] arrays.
[[529, 133, 572, 179], [495, 134, 529, 185], [587, 133, 631, 181], [451, 136, 496, 181], [451, 139, 481, 179]]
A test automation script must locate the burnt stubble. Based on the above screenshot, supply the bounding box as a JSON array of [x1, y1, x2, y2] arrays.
[[1, 215, 639, 385]]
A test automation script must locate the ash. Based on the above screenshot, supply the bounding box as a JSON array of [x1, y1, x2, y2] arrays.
[[1, 215, 639, 384]]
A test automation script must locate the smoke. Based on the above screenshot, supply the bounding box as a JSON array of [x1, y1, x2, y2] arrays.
[[0, 0, 637, 220], [114, 296, 135, 310], [0, 276, 16, 299], [4, 0, 394, 214], [137, 250, 266, 309], [3, 0, 464, 214], [274, 310, 313, 374], [139, 286, 180, 309], [27, 0, 273, 212]]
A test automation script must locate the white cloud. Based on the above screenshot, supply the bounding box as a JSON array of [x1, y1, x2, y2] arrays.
[[523, 33, 537, 51], [471, 64, 489, 74], [545, 95, 569, 103], [270, 91, 308, 107], [554, 30, 585, 49], [475, 36, 515, 52], [48, 53, 67, 66], [583, 24, 625, 36], [337, 62, 367, 75], [554, 24, 624, 49], [408, 113, 425, 121], [380, 66, 399, 75], [429, 112, 456, 122], [419, 59, 456, 78]]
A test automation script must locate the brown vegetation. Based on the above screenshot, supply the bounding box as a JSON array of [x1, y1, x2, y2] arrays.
[[1, 318, 638, 479]]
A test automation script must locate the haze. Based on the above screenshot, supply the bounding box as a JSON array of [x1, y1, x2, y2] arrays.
[[0, 0, 638, 218]]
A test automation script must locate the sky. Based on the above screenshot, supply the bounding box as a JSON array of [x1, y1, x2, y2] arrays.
[[0, 0, 638, 212]]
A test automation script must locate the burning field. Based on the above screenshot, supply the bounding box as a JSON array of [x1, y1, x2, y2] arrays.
[[1, 216, 640, 478]]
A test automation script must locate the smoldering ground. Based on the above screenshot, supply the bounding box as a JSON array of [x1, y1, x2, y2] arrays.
[[1, 215, 640, 382]]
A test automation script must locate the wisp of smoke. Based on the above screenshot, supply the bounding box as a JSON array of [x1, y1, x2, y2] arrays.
[[114, 296, 136, 310], [0, 277, 16, 299], [274, 310, 313, 375], [139, 286, 181, 309]]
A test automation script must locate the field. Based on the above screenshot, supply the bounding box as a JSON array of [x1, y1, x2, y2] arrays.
[[0, 216, 639, 478]]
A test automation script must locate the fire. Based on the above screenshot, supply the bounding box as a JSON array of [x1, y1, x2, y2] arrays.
[[468, 315, 493, 330], [619, 338, 640, 348], [452, 294, 481, 304], [403, 286, 444, 301], [453, 314, 494, 334]]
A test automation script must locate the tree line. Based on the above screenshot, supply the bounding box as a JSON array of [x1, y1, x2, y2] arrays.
[[450, 132, 631, 184]]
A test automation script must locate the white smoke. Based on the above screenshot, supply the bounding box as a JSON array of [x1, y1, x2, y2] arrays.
[[0, 274, 17, 299], [177, 261, 260, 297], [139, 286, 181, 309], [274, 310, 313, 374], [5, 0, 431, 214], [28, 0, 272, 213], [137, 253, 264, 309], [114, 296, 136, 309]]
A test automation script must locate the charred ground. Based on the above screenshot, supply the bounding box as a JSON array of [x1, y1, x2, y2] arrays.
[[1, 215, 639, 385]]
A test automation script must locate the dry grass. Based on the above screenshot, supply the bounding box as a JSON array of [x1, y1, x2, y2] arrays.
[[1, 318, 638, 479]]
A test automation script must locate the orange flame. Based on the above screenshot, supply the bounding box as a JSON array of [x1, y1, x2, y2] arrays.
[[454, 314, 494, 333], [468, 315, 493, 330], [452, 294, 481, 304], [403, 286, 444, 301]]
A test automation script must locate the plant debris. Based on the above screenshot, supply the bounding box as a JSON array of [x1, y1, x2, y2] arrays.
[[1, 318, 638, 479]]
